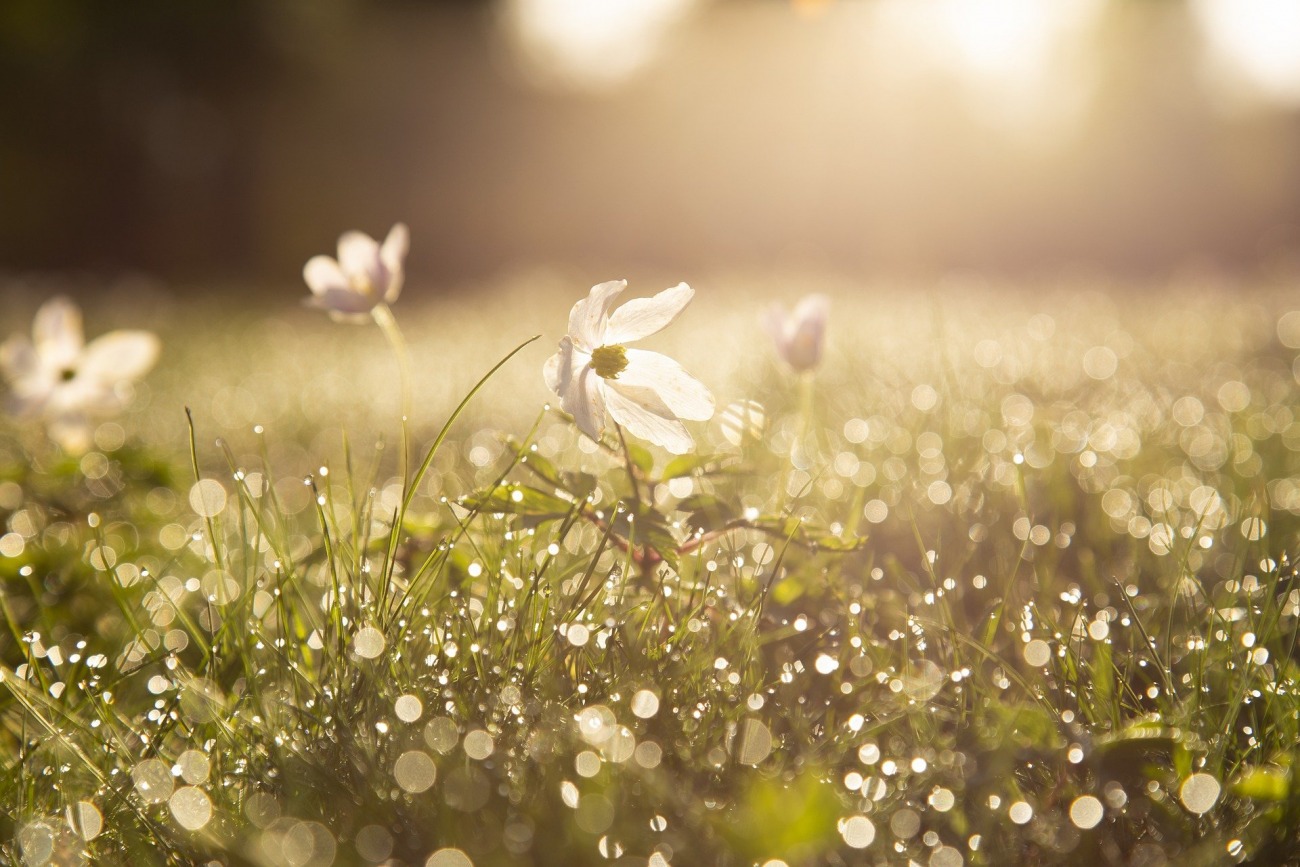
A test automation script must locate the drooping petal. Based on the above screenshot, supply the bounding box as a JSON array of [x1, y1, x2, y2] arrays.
[[33, 297, 84, 372], [337, 231, 388, 299], [567, 280, 626, 350], [569, 369, 607, 444], [542, 338, 570, 395], [380, 223, 409, 303], [79, 331, 160, 385], [545, 337, 605, 442], [604, 381, 695, 454], [603, 282, 694, 344], [618, 349, 714, 421], [303, 256, 349, 297]]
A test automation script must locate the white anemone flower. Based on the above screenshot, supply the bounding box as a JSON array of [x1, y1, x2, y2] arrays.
[[303, 223, 409, 322], [0, 297, 160, 451], [544, 280, 715, 454], [766, 293, 829, 373]]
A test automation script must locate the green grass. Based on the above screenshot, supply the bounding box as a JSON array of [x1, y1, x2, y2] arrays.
[[2, 281, 1300, 866]]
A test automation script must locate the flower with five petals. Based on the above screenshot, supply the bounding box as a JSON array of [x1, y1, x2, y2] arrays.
[[302, 223, 409, 322], [765, 293, 829, 373], [544, 280, 714, 454], [0, 297, 160, 451]]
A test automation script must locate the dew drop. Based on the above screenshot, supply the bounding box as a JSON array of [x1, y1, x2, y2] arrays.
[[1069, 795, 1103, 829], [395, 694, 423, 723], [839, 815, 875, 849], [394, 751, 437, 793], [169, 786, 213, 831], [631, 689, 660, 719], [425, 847, 473, 867], [353, 626, 385, 659], [1179, 773, 1222, 815]]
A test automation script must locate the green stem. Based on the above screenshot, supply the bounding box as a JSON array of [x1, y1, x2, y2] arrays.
[[614, 423, 652, 586], [794, 370, 815, 468], [371, 302, 413, 431]]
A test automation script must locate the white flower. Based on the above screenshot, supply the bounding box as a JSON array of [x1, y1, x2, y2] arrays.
[[766, 293, 829, 373], [543, 280, 715, 454], [303, 223, 409, 322], [0, 297, 160, 451]]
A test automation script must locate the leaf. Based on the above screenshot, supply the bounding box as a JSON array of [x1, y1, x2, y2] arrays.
[[625, 442, 654, 474], [612, 501, 681, 570], [460, 485, 574, 525], [661, 453, 724, 481], [677, 494, 740, 535], [750, 516, 867, 552], [512, 439, 598, 499], [1234, 767, 1290, 802], [720, 772, 840, 861]]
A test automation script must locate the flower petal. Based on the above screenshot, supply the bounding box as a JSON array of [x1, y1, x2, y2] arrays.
[[79, 331, 160, 385], [34, 297, 84, 372], [604, 381, 695, 454], [618, 349, 714, 421], [380, 223, 409, 303], [304, 289, 377, 318], [545, 337, 605, 442], [603, 282, 694, 344], [0, 336, 49, 415], [303, 256, 349, 297], [338, 230, 391, 300], [47, 413, 94, 454], [567, 280, 626, 350], [0, 336, 38, 385]]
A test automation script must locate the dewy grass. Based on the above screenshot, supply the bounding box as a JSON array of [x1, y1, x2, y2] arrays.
[[2, 283, 1300, 866]]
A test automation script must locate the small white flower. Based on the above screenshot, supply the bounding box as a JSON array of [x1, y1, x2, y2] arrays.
[[303, 223, 409, 322], [0, 297, 160, 451], [543, 280, 715, 454], [766, 293, 829, 373]]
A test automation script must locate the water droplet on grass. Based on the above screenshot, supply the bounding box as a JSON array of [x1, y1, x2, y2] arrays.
[[169, 787, 213, 831], [839, 815, 875, 848], [395, 694, 423, 722], [133, 758, 174, 804], [355, 825, 394, 863], [736, 718, 772, 765], [394, 751, 437, 793], [354, 626, 385, 659], [631, 689, 660, 718], [1069, 795, 1103, 829], [68, 801, 102, 841], [1179, 773, 1221, 814]]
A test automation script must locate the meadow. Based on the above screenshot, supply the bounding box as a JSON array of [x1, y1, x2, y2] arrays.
[[2, 267, 1299, 866]]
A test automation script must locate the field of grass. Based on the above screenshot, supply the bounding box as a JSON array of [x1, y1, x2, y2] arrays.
[[2, 275, 1300, 866]]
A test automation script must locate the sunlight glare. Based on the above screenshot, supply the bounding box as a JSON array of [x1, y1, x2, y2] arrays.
[[502, 0, 696, 90], [1192, 0, 1300, 105], [866, 0, 1101, 137]]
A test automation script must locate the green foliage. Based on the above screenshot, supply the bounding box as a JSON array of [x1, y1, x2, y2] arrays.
[[3, 292, 1300, 865]]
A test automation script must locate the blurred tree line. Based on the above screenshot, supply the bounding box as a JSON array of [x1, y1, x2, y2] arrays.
[[0, 0, 286, 275]]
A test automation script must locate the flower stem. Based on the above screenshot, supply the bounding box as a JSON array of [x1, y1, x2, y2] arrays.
[[794, 370, 815, 468], [371, 303, 413, 473], [613, 423, 654, 586], [614, 423, 643, 508]]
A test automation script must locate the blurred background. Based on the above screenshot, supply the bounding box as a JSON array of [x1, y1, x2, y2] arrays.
[[2, 0, 1299, 288]]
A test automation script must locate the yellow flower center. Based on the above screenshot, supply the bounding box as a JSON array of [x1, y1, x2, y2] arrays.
[[591, 344, 629, 379]]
